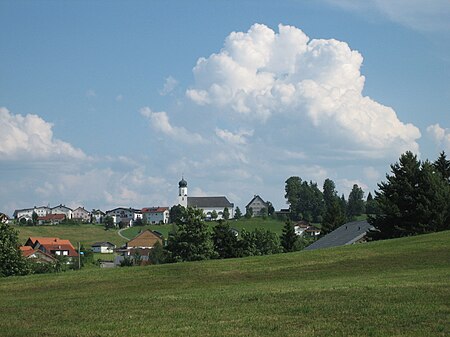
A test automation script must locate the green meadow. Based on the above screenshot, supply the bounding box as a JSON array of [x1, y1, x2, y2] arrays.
[[1, 231, 449, 336], [16, 223, 127, 248]]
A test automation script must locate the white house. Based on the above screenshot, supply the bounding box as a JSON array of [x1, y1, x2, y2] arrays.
[[13, 206, 50, 221], [142, 207, 169, 224], [91, 242, 116, 253], [177, 178, 234, 220], [73, 207, 91, 222], [51, 204, 73, 219], [91, 209, 105, 224], [106, 207, 138, 227], [245, 195, 269, 217]]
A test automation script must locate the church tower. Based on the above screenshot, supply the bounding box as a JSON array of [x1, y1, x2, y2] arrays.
[[178, 177, 188, 207]]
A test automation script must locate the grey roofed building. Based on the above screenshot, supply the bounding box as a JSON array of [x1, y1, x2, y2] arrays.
[[304, 220, 374, 251], [187, 196, 233, 208]]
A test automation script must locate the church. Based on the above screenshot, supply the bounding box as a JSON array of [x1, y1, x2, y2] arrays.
[[177, 177, 234, 220]]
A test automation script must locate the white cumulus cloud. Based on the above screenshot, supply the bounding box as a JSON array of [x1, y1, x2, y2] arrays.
[[0, 107, 86, 160], [215, 128, 254, 145], [186, 23, 421, 157], [140, 107, 204, 144], [427, 123, 450, 151]]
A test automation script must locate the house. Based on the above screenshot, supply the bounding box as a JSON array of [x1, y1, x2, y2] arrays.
[[25, 237, 79, 258], [115, 230, 163, 265], [13, 206, 50, 221], [20, 246, 57, 264], [91, 209, 105, 224], [246, 195, 269, 217], [106, 207, 139, 227], [304, 225, 321, 237], [304, 220, 374, 251], [51, 204, 73, 219], [0, 212, 10, 224], [73, 207, 91, 222], [293, 220, 310, 236], [142, 207, 169, 224], [91, 242, 116, 253], [177, 178, 234, 220], [37, 213, 66, 225]]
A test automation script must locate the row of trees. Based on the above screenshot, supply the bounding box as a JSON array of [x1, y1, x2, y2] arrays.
[[285, 176, 368, 234], [368, 151, 450, 240]]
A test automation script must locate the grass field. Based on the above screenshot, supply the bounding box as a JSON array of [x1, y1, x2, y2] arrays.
[[1, 231, 449, 336], [121, 217, 288, 240], [15, 224, 127, 248]]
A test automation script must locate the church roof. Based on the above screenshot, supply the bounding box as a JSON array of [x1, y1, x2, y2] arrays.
[[179, 178, 187, 188], [187, 196, 233, 208]]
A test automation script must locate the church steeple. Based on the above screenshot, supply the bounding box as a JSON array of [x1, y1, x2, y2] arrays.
[[178, 177, 188, 207]]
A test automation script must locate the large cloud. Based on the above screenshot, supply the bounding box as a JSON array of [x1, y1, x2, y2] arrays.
[[427, 123, 450, 151], [0, 107, 86, 160], [186, 23, 421, 157]]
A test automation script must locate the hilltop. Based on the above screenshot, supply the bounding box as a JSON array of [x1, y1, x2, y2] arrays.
[[1, 231, 449, 336]]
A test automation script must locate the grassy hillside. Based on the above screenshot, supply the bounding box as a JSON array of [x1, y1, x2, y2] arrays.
[[1, 231, 449, 336], [15, 224, 127, 248], [122, 217, 287, 240]]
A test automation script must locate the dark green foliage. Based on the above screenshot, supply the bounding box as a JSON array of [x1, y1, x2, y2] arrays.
[[169, 204, 186, 224], [260, 207, 268, 219], [284, 177, 324, 222], [223, 207, 230, 220], [280, 220, 297, 252], [369, 151, 450, 240], [32, 211, 38, 226], [19, 218, 27, 226], [120, 257, 134, 267], [165, 207, 214, 262], [211, 210, 218, 220], [322, 197, 346, 235], [245, 207, 253, 219], [347, 184, 365, 219], [212, 222, 239, 259], [234, 207, 242, 219], [323, 178, 337, 211], [267, 201, 275, 216], [134, 217, 144, 226], [0, 222, 30, 277], [239, 228, 282, 256], [433, 151, 450, 183], [103, 216, 115, 230], [148, 241, 168, 264], [365, 192, 379, 215]]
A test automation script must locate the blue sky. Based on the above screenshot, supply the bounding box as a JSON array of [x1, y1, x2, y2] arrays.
[[1, 0, 449, 216]]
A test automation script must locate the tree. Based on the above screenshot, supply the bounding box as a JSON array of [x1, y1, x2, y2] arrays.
[[245, 207, 253, 219], [347, 184, 365, 219], [365, 192, 379, 215], [285, 176, 302, 219], [280, 220, 297, 252], [134, 217, 144, 226], [238, 228, 282, 256], [433, 151, 450, 183], [169, 205, 186, 224], [234, 207, 242, 219], [165, 207, 214, 262], [369, 151, 450, 240], [103, 216, 115, 230], [211, 210, 218, 221], [0, 223, 30, 277], [260, 207, 268, 219], [223, 207, 230, 220], [266, 201, 275, 216], [323, 178, 337, 211], [148, 241, 167, 264], [32, 211, 38, 226], [321, 197, 346, 235], [212, 222, 239, 259]]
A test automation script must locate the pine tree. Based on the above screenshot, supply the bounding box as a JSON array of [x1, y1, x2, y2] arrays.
[[234, 207, 242, 219], [433, 151, 450, 183], [347, 184, 365, 219], [212, 222, 239, 258], [280, 220, 297, 252], [322, 198, 346, 235]]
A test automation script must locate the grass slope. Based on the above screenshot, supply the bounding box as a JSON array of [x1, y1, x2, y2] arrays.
[[1, 231, 449, 336], [16, 224, 127, 248]]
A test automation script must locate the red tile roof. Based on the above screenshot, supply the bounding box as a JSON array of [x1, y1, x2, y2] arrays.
[[141, 207, 169, 213], [27, 237, 78, 257]]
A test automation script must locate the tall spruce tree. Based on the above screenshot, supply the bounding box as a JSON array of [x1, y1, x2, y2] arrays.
[[280, 220, 297, 252], [212, 222, 239, 259], [369, 151, 450, 240], [347, 184, 365, 219], [433, 151, 450, 183]]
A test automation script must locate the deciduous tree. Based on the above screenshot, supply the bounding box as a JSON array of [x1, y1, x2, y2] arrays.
[[0, 223, 30, 277]]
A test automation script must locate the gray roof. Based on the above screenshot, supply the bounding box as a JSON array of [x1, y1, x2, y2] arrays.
[[91, 241, 116, 248], [304, 220, 374, 251], [187, 196, 233, 208]]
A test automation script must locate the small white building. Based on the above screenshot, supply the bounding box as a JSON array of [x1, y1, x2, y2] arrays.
[[91, 242, 116, 253], [13, 206, 50, 221], [51, 204, 73, 219], [106, 207, 138, 226], [142, 207, 170, 224], [91, 209, 105, 224]]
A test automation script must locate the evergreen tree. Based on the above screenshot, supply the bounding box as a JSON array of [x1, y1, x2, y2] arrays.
[[223, 207, 230, 220], [285, 176, 302, 220], [369, 151, 450, 240], [0, 223, 30, 277], [433, 151, 450, 183], [103, 216, 115, 230], [280, 220, 297, 252], [165, 207, 214, 262], [347, 184, 365, 219], [212, 222, 239, 259], [211, 210, 218, 221], [148, 241, 168, 265], [32, 211, 38, 226], [234, 207, 242, 219], [322, 197, 346, 235], [323, 178, 337, 211], [169, 205, 186, 224], [365, 192, 379, 215]]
